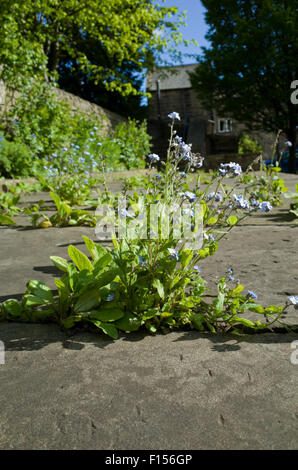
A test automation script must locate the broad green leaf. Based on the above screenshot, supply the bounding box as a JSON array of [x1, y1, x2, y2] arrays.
[[93, 253, 112, 271], [95, 268, 120, 288], [24, 294, 48, 306], [180, 249, 193, 268], [82, 236, 99, 260], [2, 299, 22, 317], [68, 245, 93, 272], [0, 214, 16, 225], [74, 289, 101, 313], [50, 256, 69, 272], [153, 278, 164, 299], [26, 280, 54, 303], [88, 307, 124, 322], [90, 320, 118, 339], [50, 191, 61, 211]]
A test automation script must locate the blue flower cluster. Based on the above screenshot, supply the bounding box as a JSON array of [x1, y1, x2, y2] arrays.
[[219, 162, 242, 176], [168, 248, 179, 261]]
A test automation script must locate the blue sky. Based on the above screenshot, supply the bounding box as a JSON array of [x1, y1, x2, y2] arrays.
[[160, 0, 210, 64]]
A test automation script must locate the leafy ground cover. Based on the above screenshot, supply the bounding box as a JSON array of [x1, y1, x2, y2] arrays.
[[1, 114, 297, 338]]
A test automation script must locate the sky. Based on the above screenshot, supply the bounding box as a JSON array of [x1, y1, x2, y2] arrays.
[[159, 0, 210, 65]]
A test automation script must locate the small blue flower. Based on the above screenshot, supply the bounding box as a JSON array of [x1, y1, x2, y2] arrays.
[[259, 201, 272, 212], [148, 153, 160, 163], [107, 294, 115, 302], [168, 112, 181, 121], [194, 265, 201, 272], [184, 191, 196, 203], [168, 248, 179, 261], [138, 256, 147, 267], [207, 191, 223, 202], [289, 296, 298, 305], [220, 162, 242, 176], [247, 290, 258, 300], [120, 208, 134, 219], [233, 194, 250, 210], [154, 174, 162, 180]]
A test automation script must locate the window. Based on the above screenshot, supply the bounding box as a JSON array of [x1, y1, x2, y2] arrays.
[[218, 118, 232, 133]]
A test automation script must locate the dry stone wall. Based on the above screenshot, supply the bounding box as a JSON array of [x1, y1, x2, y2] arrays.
[[0, 80, 126, 135]]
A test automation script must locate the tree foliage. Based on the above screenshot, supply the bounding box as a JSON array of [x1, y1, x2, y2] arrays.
[[0, 0, 189, 108], [190, 0, 298, 172]]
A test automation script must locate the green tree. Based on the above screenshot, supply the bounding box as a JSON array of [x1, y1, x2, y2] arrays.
[[190, 0, 298, 173], [0, 0, 190, 101]]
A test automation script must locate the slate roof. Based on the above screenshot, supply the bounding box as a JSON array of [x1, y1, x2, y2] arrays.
[[147, 64, 197, 91]]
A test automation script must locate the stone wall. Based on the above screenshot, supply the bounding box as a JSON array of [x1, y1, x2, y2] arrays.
[[54, 88, 126, 134], [0, 80, 126, 135]]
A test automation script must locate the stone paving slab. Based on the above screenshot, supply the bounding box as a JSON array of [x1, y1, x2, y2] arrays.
[[0, 171, 298, 449], [0, 325, 297, 450]]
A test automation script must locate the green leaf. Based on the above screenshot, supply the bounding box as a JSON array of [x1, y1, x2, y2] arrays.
[[213, 292, 225, 316], [207, 217, 218, 225], [115, 312, 141, 331], [88, 307, 124, 322], [142, 308, 159, 320], [68, 245, 93, 272], [73, 289, 101, 313], [90, 320, 118, 339], [0, 214, 16, 225], [2, 299, 22, 317], [192, 313, 205, 331], [26, 280, 54, 303], [153, 278, 165, 299], [93, 253, 112, 271], [197, 247, 210, 259], [50, 191, 61, 211], [95, 268, 120, 288], [230, 284, 244, 295], [180, 249, 193, 268], [227, 216, 238, 226], [50, 256, 69, 272], [249, 305, 265, 314], [233, 316, 256, 328], [264, 305, 284, 314], [24, 294, 48, 306], [82, 236, 98, 259]]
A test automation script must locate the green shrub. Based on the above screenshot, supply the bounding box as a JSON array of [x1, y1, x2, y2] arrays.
[[238, 134, 262, 155], [0, 134, 36, 178], [102, 119, 150, 171]]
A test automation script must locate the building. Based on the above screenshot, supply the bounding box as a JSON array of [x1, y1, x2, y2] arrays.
[[146, 64, 274, 167]]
